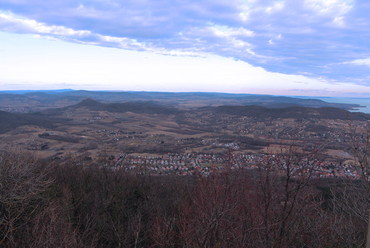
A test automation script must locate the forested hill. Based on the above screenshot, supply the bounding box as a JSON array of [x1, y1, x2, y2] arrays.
[[0, 110, 57, 133], [72, 98, 180, 115]]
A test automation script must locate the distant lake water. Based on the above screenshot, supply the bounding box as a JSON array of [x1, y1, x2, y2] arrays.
[[315, 97, 370, 114]]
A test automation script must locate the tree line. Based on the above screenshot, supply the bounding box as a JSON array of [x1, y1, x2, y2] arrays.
[[0, 141, 369, 247]]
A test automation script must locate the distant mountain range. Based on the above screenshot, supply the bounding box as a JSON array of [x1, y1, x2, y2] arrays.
[[0, 90, 363, 111]]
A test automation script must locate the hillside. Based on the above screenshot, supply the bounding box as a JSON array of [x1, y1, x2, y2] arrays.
[[71, 98, 180, 115], [209, 105, 370, 120], [0, 111, 58, 134]]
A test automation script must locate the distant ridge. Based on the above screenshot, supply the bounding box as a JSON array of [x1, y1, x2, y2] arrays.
[[69, 99, 370, 120], [0, 90, 364, 111], [209, 105, 370, 120], [71, 98, 180, 115], [0, 89, 75, 94]]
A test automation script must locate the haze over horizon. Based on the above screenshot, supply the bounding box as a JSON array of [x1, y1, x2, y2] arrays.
[[1, 0, 370, 97]]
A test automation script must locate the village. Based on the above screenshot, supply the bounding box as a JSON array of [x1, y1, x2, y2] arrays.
[[106, 152, 360, 179]]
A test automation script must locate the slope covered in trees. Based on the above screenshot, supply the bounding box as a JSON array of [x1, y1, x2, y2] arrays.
[[0, 110, 58, 134], [0, 148, 368, 247]]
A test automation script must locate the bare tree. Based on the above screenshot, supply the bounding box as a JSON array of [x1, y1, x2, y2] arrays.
[[251, 141, 323, 248], [0, 150, 52, 247], [324, 120, 370, 247], [30, 187, 96, 248], [178, 169, 252, 248]]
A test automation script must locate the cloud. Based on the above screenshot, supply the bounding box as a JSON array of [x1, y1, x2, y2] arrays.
[[347, 58, 370, 66], [0, 12, 258, 59], [0, 0, 370, 86], [0, 13, 90, 36]]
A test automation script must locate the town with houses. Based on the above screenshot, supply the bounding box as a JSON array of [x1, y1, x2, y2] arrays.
[[106, 152, 360, 179]]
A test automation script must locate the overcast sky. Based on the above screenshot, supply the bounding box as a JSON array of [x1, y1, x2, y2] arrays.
[[1, 0, 370, 96]]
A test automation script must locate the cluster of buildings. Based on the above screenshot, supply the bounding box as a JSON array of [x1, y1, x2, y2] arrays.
[[83, 129, 147, 142], [107, 152, 360, 179]]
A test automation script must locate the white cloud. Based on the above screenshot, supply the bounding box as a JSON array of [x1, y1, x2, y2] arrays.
[[0, 0, 369, 88], [333, 16, 345, 26], [304, 0, 353, 15], [304, 0, 353, 27], [266, 1, 285, 14], [2, 33, 369, 97], [211, 25, 254, 38], [0, 13, 91, 36], [347, 58, 370, 66]]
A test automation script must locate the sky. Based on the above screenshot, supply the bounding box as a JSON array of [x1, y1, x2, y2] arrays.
[[1, 0, 370, 96]]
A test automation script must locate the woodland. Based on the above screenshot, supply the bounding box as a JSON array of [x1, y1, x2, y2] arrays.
[[0, 144, 369, 247]]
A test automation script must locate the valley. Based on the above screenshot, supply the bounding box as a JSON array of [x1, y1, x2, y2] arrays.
[[0, 91, 368, 178]]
